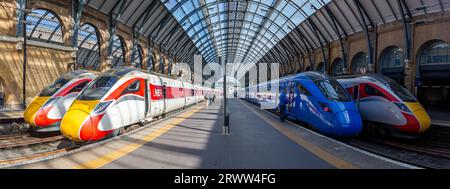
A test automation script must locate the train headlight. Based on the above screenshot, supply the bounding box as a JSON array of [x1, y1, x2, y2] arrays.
[[318, 102, 333, 113], [43, 97, 60, 107], [394, 102, 412, 114], [93, 101, 113, 115]]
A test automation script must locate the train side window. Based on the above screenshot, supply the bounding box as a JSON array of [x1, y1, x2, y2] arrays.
[[69, 81, 89, 93], [365, 85, 386, 98], [191, 89, 194, 96], [297, 84, 311, 96], [125, 80, 140, 93]]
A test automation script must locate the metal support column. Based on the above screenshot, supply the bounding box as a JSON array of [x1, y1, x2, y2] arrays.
[[107, 0, 128, 68], [221, 57, 230, 135], [396, 0, 414, 91], [22, 9, 28, 108], [72, 0, 85, 70], [353, 0, 376, 73]]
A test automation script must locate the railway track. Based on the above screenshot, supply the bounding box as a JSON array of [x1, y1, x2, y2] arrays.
[[348, 125, 450, 169], [242, 99, 450, 169], [0, 102, 206, 167], [0, 134, 65, 149]]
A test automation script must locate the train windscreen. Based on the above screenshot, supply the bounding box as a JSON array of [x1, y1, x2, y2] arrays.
[[77, 76, 119, 100], [385, 78, 417, 102], [315, 79, 352, 102], [370, 74, 417, 102], [38, 76, 72, 97]]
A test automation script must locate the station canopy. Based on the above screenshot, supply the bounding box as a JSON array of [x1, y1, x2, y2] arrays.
[[162, 0, 331, 65], [85, 0, 449, 69]]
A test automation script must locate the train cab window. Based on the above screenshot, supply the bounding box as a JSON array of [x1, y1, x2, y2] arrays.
[[364, 85, 386, 98], [124, 80, 140, 93], [68, 81, 89, 93], [297, 84, 311, 96], [315, 79, 352, 102], [77, 76, 119, 100], [39, 77, 70, 96]]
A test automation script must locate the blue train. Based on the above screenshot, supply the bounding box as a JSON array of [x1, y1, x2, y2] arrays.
[[244, 72, 363, 138]]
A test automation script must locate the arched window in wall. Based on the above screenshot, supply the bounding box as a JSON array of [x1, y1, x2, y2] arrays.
[[380, 46, 405, 85], [417, 40, 450, 108], [419, 41, 450, 65], [331, 58, 344, 76], [316, 62, 325, 73], [77, 23, 100, 69], [132, 44, 143, 69], [26, 9, 63, 44], [111, 35, 125, 68], [381, 47, 404, 69], [352, 52, 369, 75], [305, 66, 311, 71]]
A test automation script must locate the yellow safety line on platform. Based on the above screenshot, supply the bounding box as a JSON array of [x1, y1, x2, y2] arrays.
[[238, 100, 358, 169], [73, 105, 205, 169]]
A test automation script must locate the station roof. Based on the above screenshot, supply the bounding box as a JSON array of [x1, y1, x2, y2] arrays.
[[86, 0, 201, 63], [84, 0, 449, 68]]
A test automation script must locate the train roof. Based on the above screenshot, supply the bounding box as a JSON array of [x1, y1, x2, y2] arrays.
[[280, 71, 331, 82], [336, 74, 394, 86], [59, 70, 97, 81], [103, 67, 140, 77]]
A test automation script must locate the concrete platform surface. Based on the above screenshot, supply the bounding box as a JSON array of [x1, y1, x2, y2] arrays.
[[15, 99, 414, 169], [0, 110, 23, 120]]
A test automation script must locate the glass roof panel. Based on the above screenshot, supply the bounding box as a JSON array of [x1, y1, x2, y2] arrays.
[[162, 0, 330, 64]]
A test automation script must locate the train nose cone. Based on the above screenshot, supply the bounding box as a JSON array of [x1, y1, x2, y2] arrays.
[[404, 102, 431, 133], [61, 109, 87, 142], [24, 96, 50, 127], [332, 111, 363, 137], [60, 100, 98, 142], [24, 102, 41, 127], [414, 109, 431, 133]]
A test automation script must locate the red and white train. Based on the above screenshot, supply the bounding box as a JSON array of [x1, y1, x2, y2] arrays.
[[61, 67, 219, 142], [24, 70, 98, 132]]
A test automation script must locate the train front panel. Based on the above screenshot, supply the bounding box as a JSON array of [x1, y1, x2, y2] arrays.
[[24, 71, 96, 131]]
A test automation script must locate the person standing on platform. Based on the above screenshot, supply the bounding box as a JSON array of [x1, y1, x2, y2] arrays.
[[279, 88, 288, 122]]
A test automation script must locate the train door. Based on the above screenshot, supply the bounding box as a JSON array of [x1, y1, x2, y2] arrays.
[[297, 82, 311, 122], [285, 81, 296, 117], [149, 76, 163, 117], [145, 78, 150, 117], [162, 84, 167, 114], [121, 79, 146, 125]]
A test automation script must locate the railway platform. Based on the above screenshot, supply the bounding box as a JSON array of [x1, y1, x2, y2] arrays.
[[15, 99, 414, 169], [0, 109, 23, 121]]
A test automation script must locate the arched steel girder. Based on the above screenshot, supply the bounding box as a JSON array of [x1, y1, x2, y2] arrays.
[[201, 32, 277, 63], [28, 11, 51, 39], [169, 0, 305, 64], [247, 0, 328, 62], [198, 26, 279, 64], [201, 35, 272, 64], [173, 1, 297, 35], [191, 17, 286, 62]]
